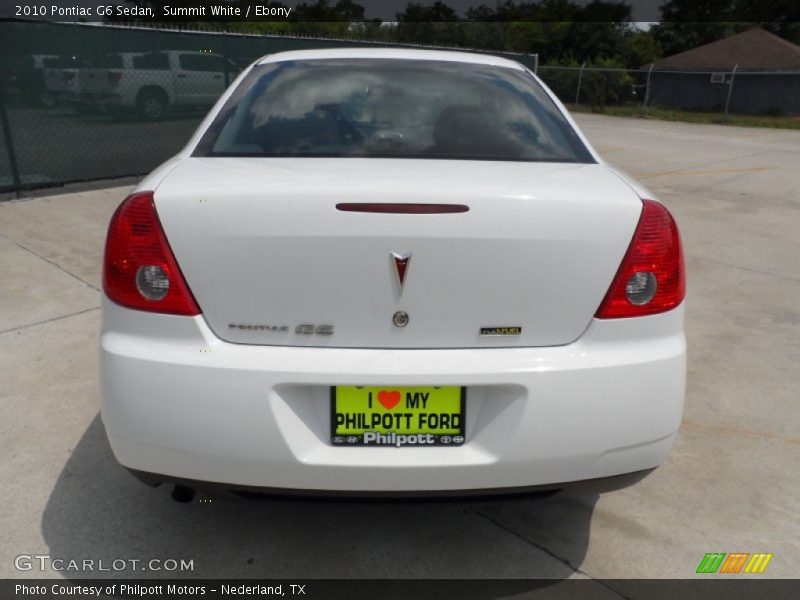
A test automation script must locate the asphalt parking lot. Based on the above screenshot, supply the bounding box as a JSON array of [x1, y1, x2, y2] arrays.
[[1, 114, 798, 587]]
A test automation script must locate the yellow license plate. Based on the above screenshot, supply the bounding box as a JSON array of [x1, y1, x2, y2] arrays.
[[331, 386, 465, 447]]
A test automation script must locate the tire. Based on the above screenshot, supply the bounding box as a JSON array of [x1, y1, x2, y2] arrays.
[[136, 89, 167, 121]]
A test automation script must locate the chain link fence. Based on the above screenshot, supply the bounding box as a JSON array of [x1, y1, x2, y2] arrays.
[[0, 21, 539, 197], [537, 64, 800, 117]]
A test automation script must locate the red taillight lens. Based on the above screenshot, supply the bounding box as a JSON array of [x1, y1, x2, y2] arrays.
[[107, 71, 122, 84], [595, 199, 685, 319], [63, 71, 76, 82], [103, 191, 200, 316]]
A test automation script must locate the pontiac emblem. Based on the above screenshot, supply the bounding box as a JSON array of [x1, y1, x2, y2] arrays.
[[391, 252, 412, 295]]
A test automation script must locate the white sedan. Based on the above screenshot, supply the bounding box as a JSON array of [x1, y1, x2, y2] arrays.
[[101, 48, 685, 500]]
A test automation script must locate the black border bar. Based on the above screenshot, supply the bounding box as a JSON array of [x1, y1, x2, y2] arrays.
[[3, 579, 800, 600]]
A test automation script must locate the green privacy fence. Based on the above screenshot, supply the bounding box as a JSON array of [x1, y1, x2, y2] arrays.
[[0, 20, 537, 197]]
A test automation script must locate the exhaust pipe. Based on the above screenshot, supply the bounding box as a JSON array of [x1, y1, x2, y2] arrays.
[[171, 484, 195, 503]]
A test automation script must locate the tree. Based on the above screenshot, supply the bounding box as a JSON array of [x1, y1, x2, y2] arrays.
[[463, 1, 639, 64], [291, 0, 365, 21], [652, 0, 800, 56], [107, 0, 670, 68], [618, 29, 662, 68], [395, 2, 464, 47], [733, 0, 800, 43]]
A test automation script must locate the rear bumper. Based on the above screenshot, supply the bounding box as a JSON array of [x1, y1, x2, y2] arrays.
[[127, 467, 656, 499], [101, 298, 686, 493]]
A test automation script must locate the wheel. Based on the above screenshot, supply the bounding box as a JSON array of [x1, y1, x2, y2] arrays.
[[136, 90, 167, 121]]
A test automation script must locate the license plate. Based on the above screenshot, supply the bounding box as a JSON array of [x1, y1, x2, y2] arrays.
[[331, 386, 465, 447]]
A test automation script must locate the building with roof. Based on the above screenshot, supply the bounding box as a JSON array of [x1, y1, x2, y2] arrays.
[[644, 28, 800, 114]]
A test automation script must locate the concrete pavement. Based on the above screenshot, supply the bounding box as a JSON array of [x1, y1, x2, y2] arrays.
[[1, 114, 798, 586]]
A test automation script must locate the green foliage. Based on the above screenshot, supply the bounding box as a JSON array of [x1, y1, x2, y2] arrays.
[[504, 21, 571, 54], [580, 57, 634, 106], [537, 60, 580, 101], [619, 30, 662, 68], [394, 3, 464, 46], [540, 57, 634, 107], [650, 21, 746, 58], [108, 1, 664, 68], [394, 22, 466, 47], [292, 0, 365, 21], [397, 1, 459, 22], [460, 22, 508, 50]]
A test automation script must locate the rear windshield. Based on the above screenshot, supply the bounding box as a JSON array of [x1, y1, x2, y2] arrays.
[[194, 59, 594, 163]]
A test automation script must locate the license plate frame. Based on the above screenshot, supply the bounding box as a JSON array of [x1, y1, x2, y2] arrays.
[[330, 386, 466, 447]]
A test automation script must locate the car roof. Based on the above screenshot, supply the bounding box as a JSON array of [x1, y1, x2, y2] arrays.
[[255, 47, 525, 70]]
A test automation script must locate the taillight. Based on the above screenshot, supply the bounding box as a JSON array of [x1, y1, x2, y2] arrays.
[[595, 199, 685, 318], [107, 71, 122, 84], [63, 71, 76, 82], [103, 191, 200, 316]]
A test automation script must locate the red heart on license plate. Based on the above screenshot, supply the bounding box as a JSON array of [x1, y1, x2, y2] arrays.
[[377, 390, 401, 410]]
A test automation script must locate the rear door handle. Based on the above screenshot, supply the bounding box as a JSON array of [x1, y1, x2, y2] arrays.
[[177, 74, 187, 79], [213, 74, 222, 79]]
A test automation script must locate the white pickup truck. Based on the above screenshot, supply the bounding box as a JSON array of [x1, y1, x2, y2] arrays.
[[74, 50, 241, 120], [43, 56, 89, 107]]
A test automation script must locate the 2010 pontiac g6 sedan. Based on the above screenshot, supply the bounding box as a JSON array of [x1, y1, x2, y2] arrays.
[[101, 48, 686, 499]]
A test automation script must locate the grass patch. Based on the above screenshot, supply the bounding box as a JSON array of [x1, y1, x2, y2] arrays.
[[569, 104, 800, 130]]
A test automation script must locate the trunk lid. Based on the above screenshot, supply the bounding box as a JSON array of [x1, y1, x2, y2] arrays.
[[154, 158, 642, 348]]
